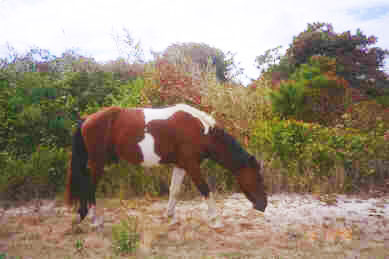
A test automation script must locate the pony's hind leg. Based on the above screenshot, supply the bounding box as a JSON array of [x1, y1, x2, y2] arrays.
[[166, 167, 186, 222], [88, 161, 105, 228]]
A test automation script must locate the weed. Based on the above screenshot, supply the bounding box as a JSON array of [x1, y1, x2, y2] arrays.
[[111, 216, 140, 255], [74, 238, 86, 255]]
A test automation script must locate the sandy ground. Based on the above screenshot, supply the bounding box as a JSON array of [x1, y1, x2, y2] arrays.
[[0, 192, 389, 258]]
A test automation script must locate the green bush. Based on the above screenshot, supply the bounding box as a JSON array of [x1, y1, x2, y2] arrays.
[[112, 217, 140, 255], [108, 77, 146, 108], [269, 56, 350, 126], [250, 118, 389, 191], [0, 73, 74, 155], [0, 146, 67, 200], [269, 81, 305, 119], [97, 161, 169, 199], [62, 71, 122, 113]]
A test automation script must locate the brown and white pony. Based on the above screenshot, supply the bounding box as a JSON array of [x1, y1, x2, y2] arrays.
[[65, 104, 267, 225]]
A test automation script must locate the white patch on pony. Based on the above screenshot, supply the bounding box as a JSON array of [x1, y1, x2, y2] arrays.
[[206, 192, 223, 228], [142, 104, 216, 134], [88, 206, 96, 221], [206, 192, 217, 219], [138, 133, 161, 167]]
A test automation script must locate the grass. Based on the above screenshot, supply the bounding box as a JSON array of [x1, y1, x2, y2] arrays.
[[111, 217, 140, 255], [0, 195, 388, 259]]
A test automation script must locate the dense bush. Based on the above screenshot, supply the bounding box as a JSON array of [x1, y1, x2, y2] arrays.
[[0, 146, 67, 200], [341, 100, 389, 133], [269, 56, 350, 125], [250, 118, 389, 191], [263, 22, 389, 97]]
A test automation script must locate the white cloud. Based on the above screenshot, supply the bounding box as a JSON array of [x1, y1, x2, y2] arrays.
[[1, 0, 388, 83]]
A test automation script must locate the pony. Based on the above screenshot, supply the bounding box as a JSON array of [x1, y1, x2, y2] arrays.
[[65, 104, 267, 225]]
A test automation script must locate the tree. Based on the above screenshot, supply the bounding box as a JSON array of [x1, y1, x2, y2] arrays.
[[270, 56, 351, 126], [285, 22, 389, 95], [162, 42, 241, 82], [261, 23, 389, 96]]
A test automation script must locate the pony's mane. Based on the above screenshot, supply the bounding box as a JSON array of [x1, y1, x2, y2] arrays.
[[210, 127, 254, 170]]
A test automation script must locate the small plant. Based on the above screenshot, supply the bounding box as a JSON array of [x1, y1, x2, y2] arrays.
[[112, 216, 140, 255], [74, 238, 86, 255]]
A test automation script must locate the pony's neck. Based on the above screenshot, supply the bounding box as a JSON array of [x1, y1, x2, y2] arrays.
[[208, 127, 250, 174]]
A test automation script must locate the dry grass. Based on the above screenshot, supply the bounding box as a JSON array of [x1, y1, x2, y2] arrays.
[[0, 194, 388, 259]]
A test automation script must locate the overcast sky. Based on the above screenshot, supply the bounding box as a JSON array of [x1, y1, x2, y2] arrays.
[[1, 0, 389, 84]]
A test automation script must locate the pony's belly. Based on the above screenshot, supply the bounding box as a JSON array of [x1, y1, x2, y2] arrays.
[[138, 133, 161, 167]]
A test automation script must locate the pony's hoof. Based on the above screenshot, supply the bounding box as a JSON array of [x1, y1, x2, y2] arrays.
[[208, 216, 223, 228], [167, 215, 178, 226], [90, 216, 104, 230], [206, 210, 218, 221]]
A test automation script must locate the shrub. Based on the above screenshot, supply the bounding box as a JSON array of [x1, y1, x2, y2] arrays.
[[0, 146, 67, 200], [342, 100, 389, 134], [62, 71, 121, 112], [142, 58, 204, 107], [269, 80, 305, 120], [202, 78, 273, 143], [108, 77, 147, 108], [250, 118, 389, 191], [0, 73, 73, 156], [97, 161, 169, 199], [285, 22, 389, 95], [269, 56, 350, 126], [112, 217, 140, 255]]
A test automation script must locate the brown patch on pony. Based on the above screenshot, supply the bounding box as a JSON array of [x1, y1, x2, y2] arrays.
[[110, 108, 145, 164], [65, 107, 123, 210], [82, 106, 123, 164], [146, 111, 207, 165]]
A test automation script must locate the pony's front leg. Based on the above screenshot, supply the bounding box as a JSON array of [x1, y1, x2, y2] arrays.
[[184, 163, 222, 227], [166, 167, 186, 223]]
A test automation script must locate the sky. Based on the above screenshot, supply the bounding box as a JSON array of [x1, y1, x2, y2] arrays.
[[1, 0, 389, 84]]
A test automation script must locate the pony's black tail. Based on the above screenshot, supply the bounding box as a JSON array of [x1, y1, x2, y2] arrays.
[[65, 120, 93, 221]]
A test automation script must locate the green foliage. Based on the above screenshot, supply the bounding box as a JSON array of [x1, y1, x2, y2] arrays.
[[268, 22, 389, 96], [108, 77, 145, 107], [112, 217, 140, 255], [342, 100, 389, 134], [269, 81, 305, 119], [250, 118, 389, 190], [97, 161, 168, 199], [62, 71, 121, 112], [375, 94, 389, 108], [269, 56, 349, 125], [0, 146, 67, 200], [74, 238, 86, 254], [270, 119, 313, 165], [0, 73, 73, 155]]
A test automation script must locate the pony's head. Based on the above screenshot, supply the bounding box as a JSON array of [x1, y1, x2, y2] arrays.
[[207, 127, 267, 212], [236, 156, 267, 212]]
